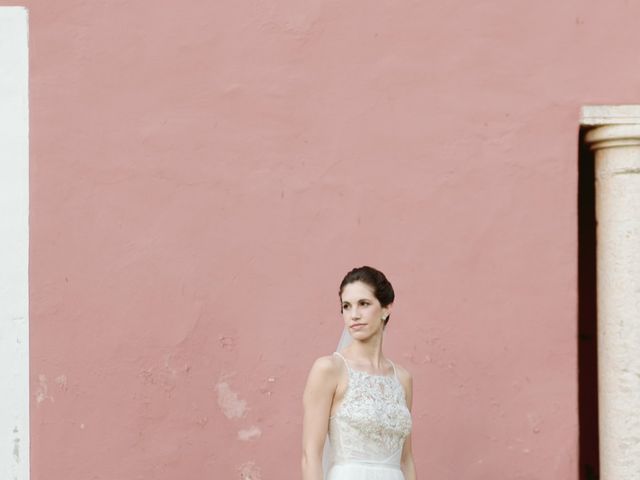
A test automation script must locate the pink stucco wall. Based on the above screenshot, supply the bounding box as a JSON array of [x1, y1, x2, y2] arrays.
[[11, 0, 640, 478]]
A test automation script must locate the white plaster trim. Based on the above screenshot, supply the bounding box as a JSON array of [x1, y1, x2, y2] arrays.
[[0, 7, 30, 480], [581, 105, 640, 126]]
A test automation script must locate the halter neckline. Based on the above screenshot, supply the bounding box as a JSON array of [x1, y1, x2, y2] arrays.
[[333, 351, 397, 378]]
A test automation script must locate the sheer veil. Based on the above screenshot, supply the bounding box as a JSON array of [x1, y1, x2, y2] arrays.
[[321, 325, 352, 480]]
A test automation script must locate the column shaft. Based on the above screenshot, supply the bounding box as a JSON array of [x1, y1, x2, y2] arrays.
[[586, 125, 640, 480]]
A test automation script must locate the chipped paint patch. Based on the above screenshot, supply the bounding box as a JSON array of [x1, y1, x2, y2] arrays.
[[527, 412, 542, 434], [55, 374, 68, 391], [238, 425, 262, 441], [196, 416, 208, 427], [259, 376, 276, 398], [36, 374, 53, 405], [216, 381, 247, 418], [138, 354, 185, 393], [238, 461, 261, 480], [219, 335, 236, 350], [164, 354, 177, 377]]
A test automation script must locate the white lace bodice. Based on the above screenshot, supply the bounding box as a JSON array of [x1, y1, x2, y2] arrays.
[[328, 351, 412, 467]]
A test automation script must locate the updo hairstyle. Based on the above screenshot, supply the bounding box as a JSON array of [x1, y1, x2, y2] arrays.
[[338, 266, 395, 327]]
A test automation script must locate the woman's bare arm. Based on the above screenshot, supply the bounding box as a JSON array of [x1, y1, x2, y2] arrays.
[[301, 355, 339, 480], [398, 365, 417, 480]]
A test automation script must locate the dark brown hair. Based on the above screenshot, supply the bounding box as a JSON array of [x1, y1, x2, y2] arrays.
[[339, 266, 395, 326]]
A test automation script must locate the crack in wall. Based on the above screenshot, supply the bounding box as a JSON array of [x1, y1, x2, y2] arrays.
[[613, 168, 640, 175]]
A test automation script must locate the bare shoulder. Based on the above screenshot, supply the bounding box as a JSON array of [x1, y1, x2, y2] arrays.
[[302, 354, 343, 408], [306, 354, 342, 382]]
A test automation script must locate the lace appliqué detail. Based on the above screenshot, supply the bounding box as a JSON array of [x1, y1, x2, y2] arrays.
[[329, 364, 412, 462]]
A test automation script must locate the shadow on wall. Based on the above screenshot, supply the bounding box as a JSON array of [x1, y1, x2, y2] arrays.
[[578, 127, 599, 480]]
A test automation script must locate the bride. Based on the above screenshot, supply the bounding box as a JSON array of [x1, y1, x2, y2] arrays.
[[301, 266, 417, 480]]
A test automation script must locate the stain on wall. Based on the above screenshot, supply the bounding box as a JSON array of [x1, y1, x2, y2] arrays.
[[13, 427, 20, 464]]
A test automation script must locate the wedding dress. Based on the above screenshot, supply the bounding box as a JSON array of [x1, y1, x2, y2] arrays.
[[325, 351, 413, 480]]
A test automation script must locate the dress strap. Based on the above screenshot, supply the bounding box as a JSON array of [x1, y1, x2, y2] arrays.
[[333, 351, 351, 372], [388, 358, 398, 379]]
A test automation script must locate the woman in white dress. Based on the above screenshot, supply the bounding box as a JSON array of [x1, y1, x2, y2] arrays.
[[302, 266, 417, 480]]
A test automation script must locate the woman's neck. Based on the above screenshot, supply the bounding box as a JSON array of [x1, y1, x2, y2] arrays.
[[345, 334, 386, 369]]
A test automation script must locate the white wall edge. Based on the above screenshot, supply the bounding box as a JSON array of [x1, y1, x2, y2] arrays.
[[581, 105, 640, 126], [0, 7, 30, 480]]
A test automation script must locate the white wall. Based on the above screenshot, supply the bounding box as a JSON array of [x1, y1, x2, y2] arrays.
[[0, 7, 29, 480]]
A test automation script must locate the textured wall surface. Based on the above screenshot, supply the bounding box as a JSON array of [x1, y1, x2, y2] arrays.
[[6, 0, 640, 478]]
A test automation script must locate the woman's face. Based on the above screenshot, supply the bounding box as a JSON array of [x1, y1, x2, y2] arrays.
[[340, 281, 390, 339]]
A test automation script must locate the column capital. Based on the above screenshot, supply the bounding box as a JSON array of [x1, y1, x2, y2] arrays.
[[585, 124, 640, 150]]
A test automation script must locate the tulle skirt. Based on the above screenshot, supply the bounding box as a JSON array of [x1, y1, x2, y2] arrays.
[[327, 462, 405, 480]]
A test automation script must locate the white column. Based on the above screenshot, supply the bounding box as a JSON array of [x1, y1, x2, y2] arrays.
[[585, 122, 640, 480], [0, 7, 30, 480]]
